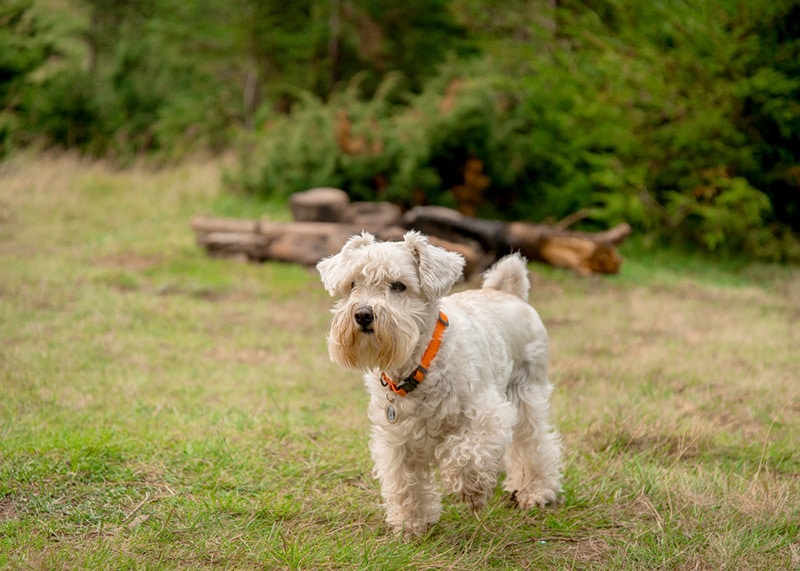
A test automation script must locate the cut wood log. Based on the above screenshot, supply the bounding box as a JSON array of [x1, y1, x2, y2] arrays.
[[290, 187, 350, 223], [289, 187, 403, 231], [344, 200, 403, 230], [403, 205, 508, 252], [404, 206, 631, 275], [190, 215, 259, 234], [191, 199, 631, 276], [190, 215, 363, 264], [510, 226, 622, 275], [377, 225, 489, 277]]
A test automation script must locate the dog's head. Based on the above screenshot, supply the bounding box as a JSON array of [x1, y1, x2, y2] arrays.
[[317, 231, 465, 371]]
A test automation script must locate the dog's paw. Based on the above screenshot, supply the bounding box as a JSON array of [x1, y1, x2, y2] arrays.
[[388, 520, 433, 539], [510, 487, 560, 509], [459, 488, 492, 512]]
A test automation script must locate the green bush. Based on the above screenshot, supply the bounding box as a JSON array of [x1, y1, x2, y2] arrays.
[[232, 26, 800, 260], [555, 0, 800, 260], [233, 57, 658, 227], [0, 0, 53, 155], [665, 173, 773, 253], [22, 69, 106, 152]]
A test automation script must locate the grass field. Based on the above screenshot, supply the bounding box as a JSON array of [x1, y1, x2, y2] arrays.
[[1, 153, 799, 570]]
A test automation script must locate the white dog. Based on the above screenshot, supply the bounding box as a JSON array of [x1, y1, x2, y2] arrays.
[[317, 231, 562, 536]]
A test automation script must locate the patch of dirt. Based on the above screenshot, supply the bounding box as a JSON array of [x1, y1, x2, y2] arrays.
[[0, 496, 18, 520]]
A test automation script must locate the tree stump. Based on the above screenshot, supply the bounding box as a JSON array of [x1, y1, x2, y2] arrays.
[[344, 201, 403, 231], [290, 188, 350, 223]]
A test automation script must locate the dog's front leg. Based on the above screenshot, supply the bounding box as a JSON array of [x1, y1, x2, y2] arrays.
[[369, 427, 442, 537], [435, 396, 514, 511]]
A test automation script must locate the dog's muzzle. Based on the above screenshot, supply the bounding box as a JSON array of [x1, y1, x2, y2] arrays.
[[354, 306, 374, 332]]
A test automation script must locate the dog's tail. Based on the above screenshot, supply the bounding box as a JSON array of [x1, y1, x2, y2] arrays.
[[481, 253, 530, 300]]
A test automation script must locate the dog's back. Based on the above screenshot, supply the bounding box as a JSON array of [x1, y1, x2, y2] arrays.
[[442, 253, 545, 376], [481, 253, 530, 300]]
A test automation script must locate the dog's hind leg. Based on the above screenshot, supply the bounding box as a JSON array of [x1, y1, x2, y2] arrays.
[[503, 344, 562, 508]]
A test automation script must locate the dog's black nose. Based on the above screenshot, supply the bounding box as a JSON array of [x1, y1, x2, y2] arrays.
[[354, 306, 374, 328]]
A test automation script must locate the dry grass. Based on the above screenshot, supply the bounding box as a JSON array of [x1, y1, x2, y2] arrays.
[[1, 152, 799, 569]]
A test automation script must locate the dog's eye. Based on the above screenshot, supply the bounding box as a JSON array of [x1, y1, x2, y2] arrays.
[[350, 281, 356, 290], [389, 281, 406, 293]]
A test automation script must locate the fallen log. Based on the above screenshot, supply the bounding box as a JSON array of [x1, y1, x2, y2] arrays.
[[191, 189, 631, 276], [191, 216, 364, 265], [404, 206, 631, 275], [191, 215, 489, 275]]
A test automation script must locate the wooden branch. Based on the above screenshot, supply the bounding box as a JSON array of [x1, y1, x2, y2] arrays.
[[589, 223, 632, 245]]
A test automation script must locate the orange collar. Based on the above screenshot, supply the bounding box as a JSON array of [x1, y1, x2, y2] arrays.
[[380, 311, 449, 397]]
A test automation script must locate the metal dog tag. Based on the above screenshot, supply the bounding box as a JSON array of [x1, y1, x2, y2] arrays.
[[385, 403, 398, 424]]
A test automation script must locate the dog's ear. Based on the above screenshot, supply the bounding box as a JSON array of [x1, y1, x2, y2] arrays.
[[403, 231, 465, 299], [340, 231, 376, 253], [316, 232, 376, 296]]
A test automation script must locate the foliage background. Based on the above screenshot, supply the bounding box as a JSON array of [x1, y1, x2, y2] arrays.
[[2, 0, 799, 260]]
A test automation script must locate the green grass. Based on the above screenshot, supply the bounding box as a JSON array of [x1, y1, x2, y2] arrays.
[[1, 152, 799, 569]]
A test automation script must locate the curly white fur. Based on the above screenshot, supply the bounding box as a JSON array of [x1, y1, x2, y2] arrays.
[[317, 231, 562, 536]]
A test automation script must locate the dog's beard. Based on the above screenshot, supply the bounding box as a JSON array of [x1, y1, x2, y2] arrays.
[[327, 301, 421, 371]]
